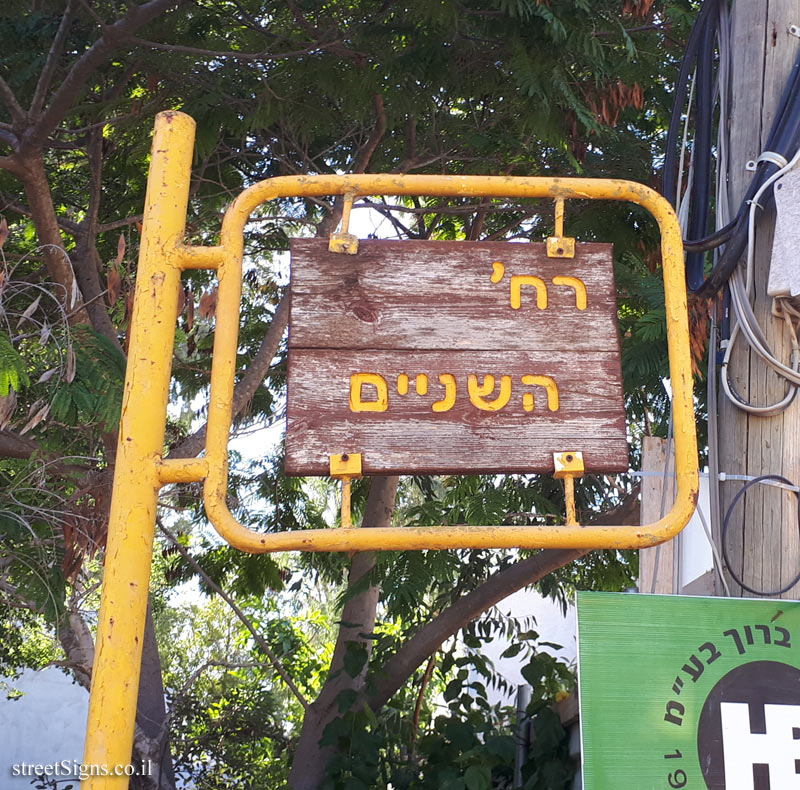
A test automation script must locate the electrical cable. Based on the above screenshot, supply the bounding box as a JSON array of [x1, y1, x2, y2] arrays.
[[648, 393, 675, 595], [706, 308, 726, 594], [692, 52, 800, 296], [721, 475, 800, 596], [685, 17, 717, 291], [662, 0, 719, 208], [664, 0, 800, 295], [682, 221, 734, 253], [695, 501, 732, 597], [719, 146, 800, 413]]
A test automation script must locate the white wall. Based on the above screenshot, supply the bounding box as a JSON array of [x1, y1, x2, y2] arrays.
[[479, 587, 577, 705], [0, 667, 88, 787]]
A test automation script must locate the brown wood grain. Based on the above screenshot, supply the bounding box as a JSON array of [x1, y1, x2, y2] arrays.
[[290, 239, 619, 351], [287, 239, 627, 475]]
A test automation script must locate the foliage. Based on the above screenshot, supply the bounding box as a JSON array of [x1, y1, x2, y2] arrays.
[[0, 0, 701, 787]]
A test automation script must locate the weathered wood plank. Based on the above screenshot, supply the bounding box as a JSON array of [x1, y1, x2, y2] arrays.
[[286, 349, 627, 475], [285, 423, 629, 476], [289, 239, 620, 351], [639, 437, 677, 595], [287, 239, 627, 476]]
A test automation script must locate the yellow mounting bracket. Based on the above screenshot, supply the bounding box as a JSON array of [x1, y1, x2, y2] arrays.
[[553, 451, 584, 527], [82, 111, 699, 790], [547, 197, 575, 258], [330, 453, 362, 528], [328, 191, 359, 254]]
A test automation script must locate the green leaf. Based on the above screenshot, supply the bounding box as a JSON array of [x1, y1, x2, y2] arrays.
[[343, 642, 368, 678], [464, 764, 491, 790], [337, 688, 358, 713], [485, 735, 516, 762], [501, 642, 523, 658], [444, 678, 461, 701], [0, 332, 29, 396]]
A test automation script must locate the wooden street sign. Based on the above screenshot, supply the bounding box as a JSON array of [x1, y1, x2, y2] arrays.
[[285, 239, 628, 476]]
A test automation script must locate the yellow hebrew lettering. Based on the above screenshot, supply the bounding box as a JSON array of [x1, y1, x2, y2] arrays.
[[397, 373, 409, 395], [416, 374, 429, 395], [350, 373, 388, 412], [521, 375, 559, 412], [552, 276, 587, 310], [490, 261, 505, 283], [467, 374, 512, 411], [432, 373, 457, 412], [510, 275, 547, 310]]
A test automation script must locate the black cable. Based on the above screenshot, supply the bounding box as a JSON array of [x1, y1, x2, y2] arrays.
[[662, 0, 719, 208], [682, 219, 734, 253], [685, 17, 717, 291], [690, 65, 800, 297], [662, 0, 800, 294], [721, 474, 800, 596]]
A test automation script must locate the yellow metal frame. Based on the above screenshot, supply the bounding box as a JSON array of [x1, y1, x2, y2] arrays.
[[82, 110, 698, 787]]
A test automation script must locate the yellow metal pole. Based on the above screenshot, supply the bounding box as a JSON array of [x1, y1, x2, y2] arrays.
[[82, 112, 195, 789], [564, 477, 577, 527]]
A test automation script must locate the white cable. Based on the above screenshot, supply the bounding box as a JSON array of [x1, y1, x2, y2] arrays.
[[676, 71, 697, 226], [720, 143, 800, 412], [694, 502, 732, 596], [706, 0, 730, 597]]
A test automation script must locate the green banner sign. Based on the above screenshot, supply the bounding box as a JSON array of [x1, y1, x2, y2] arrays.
[[577, 592, 800, 789]]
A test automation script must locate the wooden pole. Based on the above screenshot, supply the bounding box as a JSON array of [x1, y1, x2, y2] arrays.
[[719, 0, 800, 598]]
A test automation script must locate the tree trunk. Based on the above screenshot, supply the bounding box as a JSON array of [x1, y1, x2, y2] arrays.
[[719, 0, 800, 598], [19, 153, 89, 323], [133, 601, 176, 790], [287, 475, 399, 790]]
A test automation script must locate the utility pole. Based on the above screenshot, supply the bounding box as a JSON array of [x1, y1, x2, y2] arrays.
[[718, 0, 800, 599]]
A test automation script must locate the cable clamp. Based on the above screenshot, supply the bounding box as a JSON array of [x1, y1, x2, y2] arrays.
[[757, 150, 789, 169]]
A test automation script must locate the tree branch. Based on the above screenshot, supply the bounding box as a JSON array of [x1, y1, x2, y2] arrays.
[[0, 429, 41, 460], [167, 289, 290, 460], [0, 129, 18, 149], [129, 36, 343, 61], [97, 213, 143, 233], [316, 94, 387, 238], [367, 548, 587, 712], [352, 93, 387, 174], [0, 155, 23, 177], [30, 0, 79, 116], [0, 74, 25, 124], [366, 490, 641, 712], [0, 193, 82, 235], [24, 0, 185, 151], [158, 521, 310, 710], [0, 429, 90, 475]]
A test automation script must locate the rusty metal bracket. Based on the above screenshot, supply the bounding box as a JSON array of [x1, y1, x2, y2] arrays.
[[554, 451, 584, 526], [546, 198, 575, 258], [328, 191, 359, 254], [330, 453, 362, 528]]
